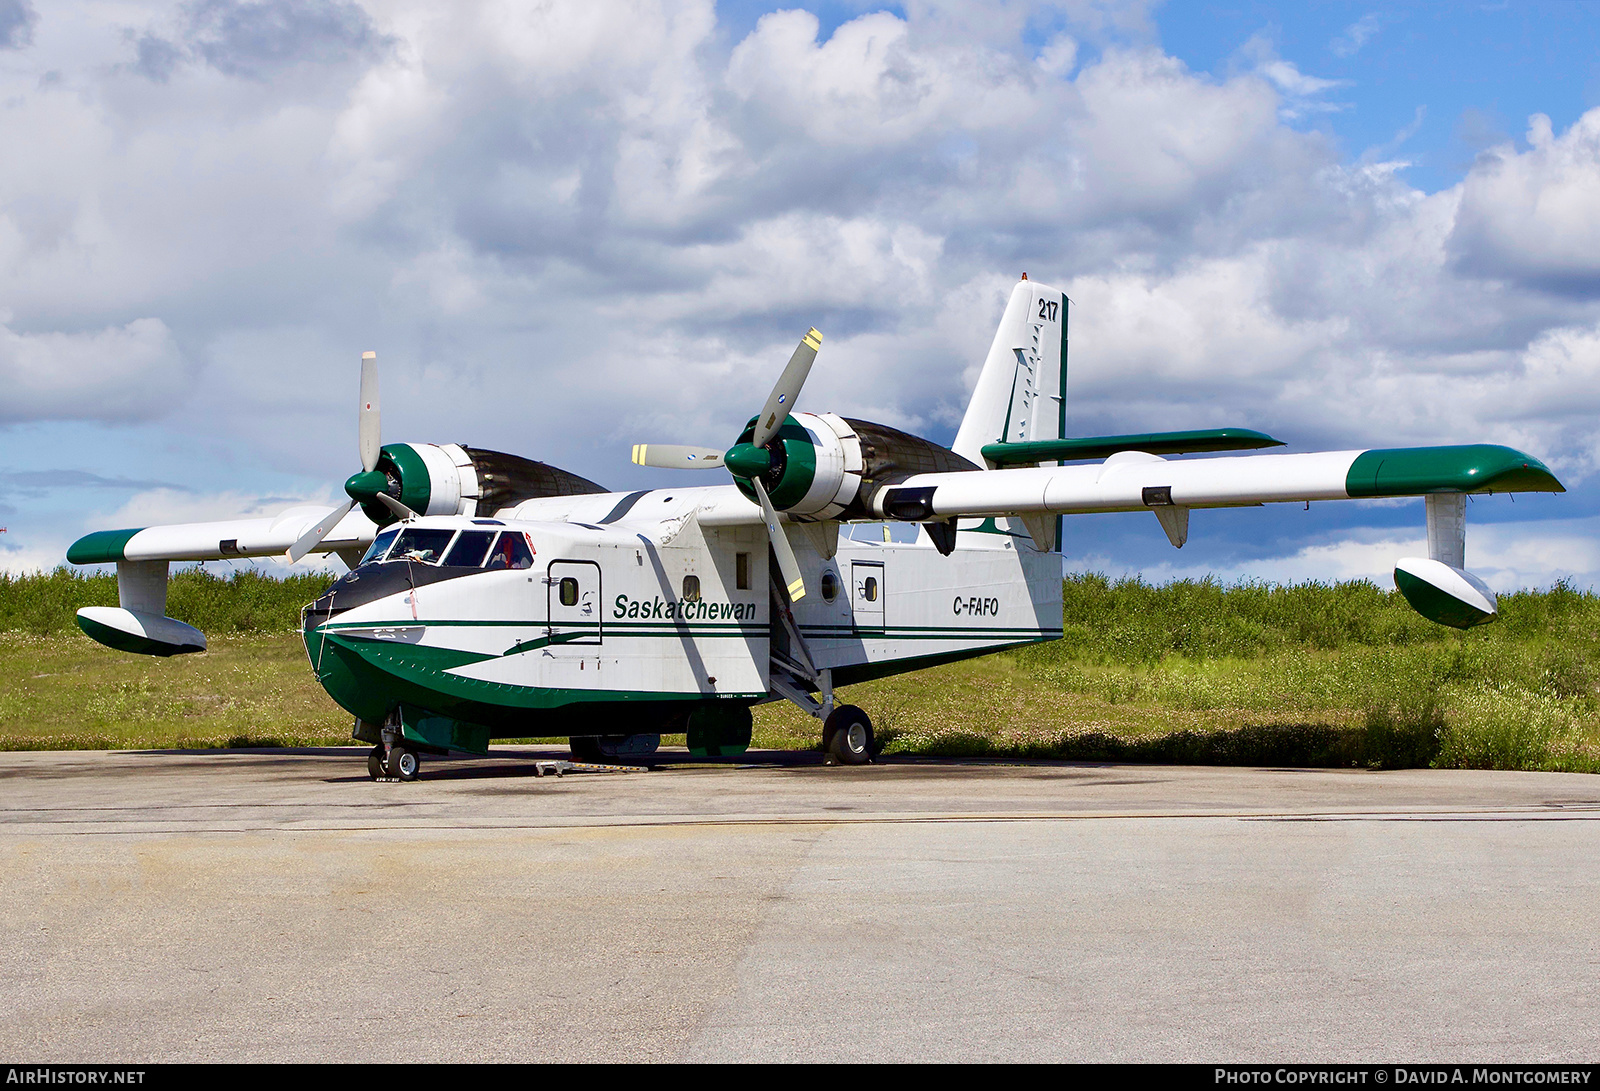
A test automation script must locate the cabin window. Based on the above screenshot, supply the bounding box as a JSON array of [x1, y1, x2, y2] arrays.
[[485, 532, 535, 571], [360, 528, 400, 565], [682, 574, 701, 602], [820, 570, 838, 602], [443, 530, 495, 568], [736, 552, 750, 590], [863, 576, 879, 603], [392, 528, 456, 565], [558, 577, 579, 607]]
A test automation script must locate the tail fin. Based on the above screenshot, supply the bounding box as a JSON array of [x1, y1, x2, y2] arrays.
[[952, 277, 1068, 466]]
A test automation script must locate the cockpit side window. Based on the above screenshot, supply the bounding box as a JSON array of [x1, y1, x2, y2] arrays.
[[443, 530, 496, 568], [484, 531, 535, 571], [391, 528, 457, 565], [359, 528, 400, 566]]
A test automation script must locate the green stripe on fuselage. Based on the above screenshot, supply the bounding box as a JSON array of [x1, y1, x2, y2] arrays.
[[302, 613, 1063, 735]]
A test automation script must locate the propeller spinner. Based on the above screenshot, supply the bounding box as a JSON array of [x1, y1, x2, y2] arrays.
[[633, 328, 822, 601]]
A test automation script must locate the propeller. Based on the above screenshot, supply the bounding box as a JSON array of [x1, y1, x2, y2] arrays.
[[631, 445, 726, 469], [752, 327, 822, 448], [358, 349, 380, 474], [631, 327, 822, 601], [287, 351, 414, 563], [753, 476, 807, 602]]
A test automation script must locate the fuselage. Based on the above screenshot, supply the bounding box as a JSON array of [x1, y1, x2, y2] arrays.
[[301, 484, 1063, 751]]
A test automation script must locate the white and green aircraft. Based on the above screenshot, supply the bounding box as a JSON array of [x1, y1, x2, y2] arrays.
[[68, 276, 1564, 778]]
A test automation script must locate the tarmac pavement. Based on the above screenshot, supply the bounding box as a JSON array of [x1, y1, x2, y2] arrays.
[[1, 747, 1596, 1062]]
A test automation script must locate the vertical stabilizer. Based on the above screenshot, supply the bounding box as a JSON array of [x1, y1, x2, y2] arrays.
[[952, 277, 1068, 467]]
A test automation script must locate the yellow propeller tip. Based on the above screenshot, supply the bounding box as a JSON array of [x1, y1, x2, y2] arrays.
[[787, 579, 806, 600]]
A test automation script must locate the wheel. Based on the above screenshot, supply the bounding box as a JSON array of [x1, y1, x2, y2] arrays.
[[367, 745, 384, 780], [685, 705, 753, 758], [568, 736, 604, 763], [824, 705, 874, 765], [577, 734, 661, 760], [387, 746, 419, 781]]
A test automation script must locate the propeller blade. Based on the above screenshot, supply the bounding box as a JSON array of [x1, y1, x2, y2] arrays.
[[287, 499, 355, 563], [752, 476, 806, 602], [374, 491, 418, 522], [631, 444, 727, 469], [751, 327, 822, 449], [359, 350, 380, 473]]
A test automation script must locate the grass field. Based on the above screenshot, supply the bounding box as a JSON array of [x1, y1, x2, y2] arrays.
[[3, 567, 1597, 771]]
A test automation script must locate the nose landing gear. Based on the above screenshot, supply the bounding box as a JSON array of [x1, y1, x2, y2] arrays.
[[367, 743, 420, 780]]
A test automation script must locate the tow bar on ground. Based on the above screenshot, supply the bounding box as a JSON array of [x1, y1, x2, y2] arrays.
[[532, 759, 649, 777]]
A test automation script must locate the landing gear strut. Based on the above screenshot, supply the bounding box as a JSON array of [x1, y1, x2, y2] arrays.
[[823, 704, 874, 765]]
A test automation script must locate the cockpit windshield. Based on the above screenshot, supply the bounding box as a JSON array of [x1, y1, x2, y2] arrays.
[[359, 528, 400, 565], [442, 530, 496, 567], [358, 525, 534, 570], [390, 528, 456, 565]]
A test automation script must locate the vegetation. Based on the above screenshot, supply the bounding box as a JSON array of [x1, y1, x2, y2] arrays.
[[1, 568, 1597, 771], [0, 565, 330, 636]]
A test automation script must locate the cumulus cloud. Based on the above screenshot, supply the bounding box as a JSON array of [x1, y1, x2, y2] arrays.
[[130, 0, 390, 82], [1449, 112, 1600, 293], [0, 0, 1597, 587], [0, 318, 187, 423], [0, 0, 36, 50]]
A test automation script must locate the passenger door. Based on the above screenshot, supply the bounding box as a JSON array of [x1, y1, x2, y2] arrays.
[[546, 560, 603, 646], [851, 560, 884, 633]]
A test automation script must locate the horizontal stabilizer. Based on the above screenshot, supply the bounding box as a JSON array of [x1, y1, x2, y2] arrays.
[[76, 607, 207, 656], [983, 428, 1283, 466]]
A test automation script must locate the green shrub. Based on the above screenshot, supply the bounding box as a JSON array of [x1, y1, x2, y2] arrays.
[[0, 566, 333, 636]]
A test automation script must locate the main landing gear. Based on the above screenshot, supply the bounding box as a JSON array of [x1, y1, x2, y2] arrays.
[[823, 704, 875, 766], [367, 742, 420, 781]]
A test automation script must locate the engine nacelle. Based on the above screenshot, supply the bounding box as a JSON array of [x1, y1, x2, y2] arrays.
[[732, 412, 864, 519], [357, 443, 607, 526], [731, 413, 982, 520]]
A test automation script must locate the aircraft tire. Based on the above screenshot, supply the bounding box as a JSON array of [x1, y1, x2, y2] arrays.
[[568, 736, 604, 763], [825, 705, 874, 765], [366, 746, 384, 780], [387, 746, 420, 781]]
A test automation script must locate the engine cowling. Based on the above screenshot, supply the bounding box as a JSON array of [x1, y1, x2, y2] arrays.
[[728, 412, 980, 520], [349, 443, 607, 526], [730, 412, 862, 519]]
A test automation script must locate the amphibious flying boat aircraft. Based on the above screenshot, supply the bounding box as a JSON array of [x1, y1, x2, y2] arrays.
[[68, 277, 1565, 778]]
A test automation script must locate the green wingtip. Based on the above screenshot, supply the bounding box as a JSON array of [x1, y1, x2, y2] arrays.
[[1347, 445, 1565, 497], [66, 528, 143, 565]]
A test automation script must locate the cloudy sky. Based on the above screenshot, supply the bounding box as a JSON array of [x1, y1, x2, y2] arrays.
[[3, 0, 1599, 590]]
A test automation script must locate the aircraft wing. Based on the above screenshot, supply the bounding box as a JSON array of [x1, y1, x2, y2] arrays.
[[864, 444, 1564, 522], [67, 505, 379, 565]]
